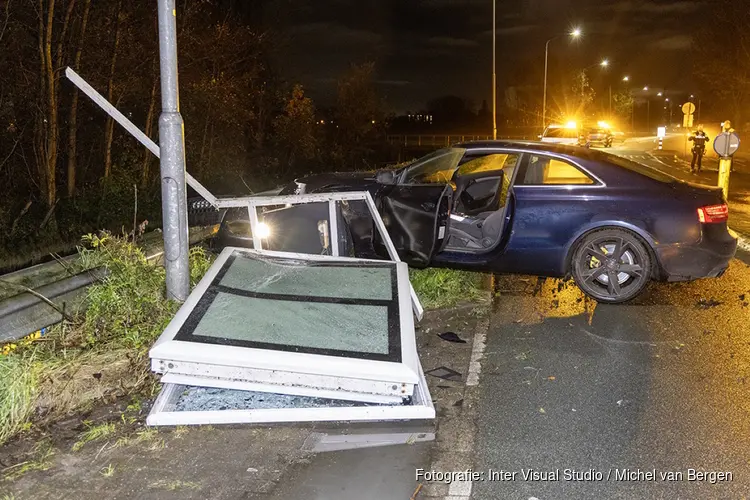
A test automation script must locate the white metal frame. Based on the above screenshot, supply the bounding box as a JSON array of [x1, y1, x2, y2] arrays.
[[216, 191, 423, 320], [146, 363, 435, 426], [150, 248, 421, 402]]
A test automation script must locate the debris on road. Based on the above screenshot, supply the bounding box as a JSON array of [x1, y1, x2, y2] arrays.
[[697, 298, 722, 308], [437, 331, 467, 343], [425, 366, 463, 381]]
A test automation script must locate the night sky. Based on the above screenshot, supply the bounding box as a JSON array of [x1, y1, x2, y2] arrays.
[[276, 0, 704, 113]]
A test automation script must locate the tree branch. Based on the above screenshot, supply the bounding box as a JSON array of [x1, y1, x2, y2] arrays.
[[0, 278, 75, 323], [0, 0, 10, 43]]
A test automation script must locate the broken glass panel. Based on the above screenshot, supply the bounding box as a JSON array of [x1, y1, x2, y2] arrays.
[[174, 386, 377, 412], [173, 250, 401, 362], [187, 292, 390, 354], [218, 253, 393, 300]]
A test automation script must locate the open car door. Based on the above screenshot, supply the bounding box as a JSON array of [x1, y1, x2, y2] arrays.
[[376, 184, 452, 267]]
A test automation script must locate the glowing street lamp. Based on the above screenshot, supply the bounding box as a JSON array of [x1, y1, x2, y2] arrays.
[[541, 26, 582, 129], [643, 86, 649, 91], [623, 76, 629, 81], [600, 59, 609, 67]]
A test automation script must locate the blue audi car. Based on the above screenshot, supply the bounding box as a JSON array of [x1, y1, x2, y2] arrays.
[[215, 141, 737, 303]]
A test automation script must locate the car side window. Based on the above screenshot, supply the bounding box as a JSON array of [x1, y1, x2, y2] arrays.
[[522, 155, 594, 185]]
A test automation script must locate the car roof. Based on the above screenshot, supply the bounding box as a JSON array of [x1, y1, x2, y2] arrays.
[[455, 139, 582, 155], [454, 139, 625, 164]]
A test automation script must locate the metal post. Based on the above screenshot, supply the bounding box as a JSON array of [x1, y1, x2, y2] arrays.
[[609, 85, 612, 116], [718, 157, 731, 200], [698, 99, 702, 123], [157, 0, 190, 302], [492, 0, 497, 140], [647, 99, 650, 133], [542, 38, 551, 130]]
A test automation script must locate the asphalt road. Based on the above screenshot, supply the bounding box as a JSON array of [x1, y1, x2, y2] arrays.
[[473, 261, 750, 499]]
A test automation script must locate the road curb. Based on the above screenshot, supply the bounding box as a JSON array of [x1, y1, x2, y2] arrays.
[[419, 309, 490, 500], [736, 234, 750, 254]]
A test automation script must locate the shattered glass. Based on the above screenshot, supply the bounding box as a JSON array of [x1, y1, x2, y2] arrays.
[[176, 250, 400, 359], [219, 253, 393, 300], [192, 292, 390, 353], [173, 386, 380, 411]]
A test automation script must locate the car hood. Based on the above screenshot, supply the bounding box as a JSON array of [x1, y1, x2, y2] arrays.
[[281, 171, 382, 194]]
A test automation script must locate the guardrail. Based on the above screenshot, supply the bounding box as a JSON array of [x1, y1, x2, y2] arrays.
[[0, 225, 219, 344]]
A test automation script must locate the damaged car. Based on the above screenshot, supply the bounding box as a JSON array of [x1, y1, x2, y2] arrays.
[[214, 141, 737, 304]]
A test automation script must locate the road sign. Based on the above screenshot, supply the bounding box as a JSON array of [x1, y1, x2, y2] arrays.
[[713, 131, 741, 157], [682, 102, 696, 115], [683, 114, 693, 128], [657, 126, 666, 138]]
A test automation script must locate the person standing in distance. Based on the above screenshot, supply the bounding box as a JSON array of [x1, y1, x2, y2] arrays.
[[688, 125, 709, 174]]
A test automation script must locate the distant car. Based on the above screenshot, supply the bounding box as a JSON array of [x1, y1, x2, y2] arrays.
[[539, 125, 580, 145], [578, 128, 614, 148], [215, 141, 737, 303], [611, 130, 626, 142]]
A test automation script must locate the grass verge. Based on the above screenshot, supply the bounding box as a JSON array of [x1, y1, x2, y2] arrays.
[[0, 233, 213, 448], [410, 267, 486, 309]]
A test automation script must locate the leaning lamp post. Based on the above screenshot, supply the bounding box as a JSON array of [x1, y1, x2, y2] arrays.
[[542, 27, 581, 130], [157, 0, 190, 301]]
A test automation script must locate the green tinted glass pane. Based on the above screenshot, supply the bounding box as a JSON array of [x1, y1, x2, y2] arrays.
[[221, 253, 393, 300], [193, 292, 389, 354]]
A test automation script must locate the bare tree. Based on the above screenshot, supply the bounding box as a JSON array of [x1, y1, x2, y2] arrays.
[[103, 0, 123, 180], [34, 0, 76, 208], [141, 59, 159, 188], [66, 0, 92, 197], [692, 0, 750, 129]]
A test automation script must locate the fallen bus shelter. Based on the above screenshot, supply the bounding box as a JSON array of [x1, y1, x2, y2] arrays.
[[63, 66, 435, 431], [147, 248, 434, 425]]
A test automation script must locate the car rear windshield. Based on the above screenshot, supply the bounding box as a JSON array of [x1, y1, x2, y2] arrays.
[[600, 153, 677, 183]]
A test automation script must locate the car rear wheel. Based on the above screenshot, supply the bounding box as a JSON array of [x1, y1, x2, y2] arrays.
[[571, 229, 651, 303]]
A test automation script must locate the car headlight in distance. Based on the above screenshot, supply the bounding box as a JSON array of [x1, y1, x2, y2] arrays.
[[255, 222, 271, 239]]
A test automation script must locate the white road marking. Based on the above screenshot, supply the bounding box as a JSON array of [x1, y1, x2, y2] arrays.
[[448, 480, 473, 496], [466, 322, 487, 387]]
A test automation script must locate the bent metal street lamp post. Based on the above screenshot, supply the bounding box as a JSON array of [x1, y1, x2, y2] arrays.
[[542, 27, 581, 130], [157, 0, 190, 302]]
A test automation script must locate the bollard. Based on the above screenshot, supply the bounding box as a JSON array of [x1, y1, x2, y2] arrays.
[[713, 127, 741, 200], [718, 157, 731, 200], [658, 138, 663, 150]]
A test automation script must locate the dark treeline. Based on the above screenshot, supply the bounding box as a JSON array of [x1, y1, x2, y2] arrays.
[[0, 0, 391, 265]]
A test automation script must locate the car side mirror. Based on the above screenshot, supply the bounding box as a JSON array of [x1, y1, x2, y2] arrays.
[[375, 170, 396, 185]]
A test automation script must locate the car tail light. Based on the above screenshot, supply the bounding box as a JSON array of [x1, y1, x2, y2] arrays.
[[697, 204, 728, 223]]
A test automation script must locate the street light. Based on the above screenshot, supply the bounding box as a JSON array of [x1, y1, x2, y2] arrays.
[[601, 59, 609, 67], [657, 92, 662, 96], [492, 0, 496, 139], [623, 76, 629, 81], [643, 86, 648, 91], [542, 27, 581, 129]]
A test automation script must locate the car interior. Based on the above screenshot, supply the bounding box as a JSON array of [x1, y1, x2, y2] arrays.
[[440, 153, 519, 253]]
